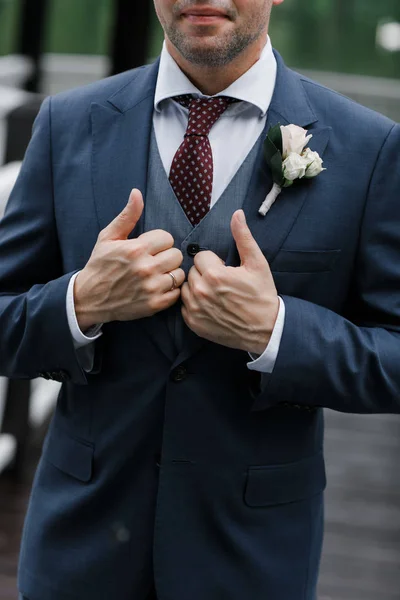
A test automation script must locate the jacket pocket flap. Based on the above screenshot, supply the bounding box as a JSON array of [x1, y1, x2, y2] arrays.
[[244, 452, 326, 507], [46, 426, 94, 482], [270, 249, 341, 273]]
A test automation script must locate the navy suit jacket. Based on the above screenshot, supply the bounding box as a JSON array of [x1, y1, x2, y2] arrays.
[[1, 51, 400, 600]]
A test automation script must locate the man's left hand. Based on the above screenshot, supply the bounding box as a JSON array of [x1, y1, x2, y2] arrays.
[[181, 210, 280, 355]]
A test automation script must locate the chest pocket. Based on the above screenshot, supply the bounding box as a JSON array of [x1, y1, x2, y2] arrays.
[[270, 249, 341, 273]]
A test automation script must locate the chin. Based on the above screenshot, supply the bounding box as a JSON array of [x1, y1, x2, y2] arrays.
[[181, 46, 229, 67], [179, 34, 230, 53], [167, 23, 238, 67]]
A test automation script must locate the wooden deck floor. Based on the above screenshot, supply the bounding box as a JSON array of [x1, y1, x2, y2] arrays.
[[319, 410, 400, 600], [0, 435, 41, 600], [0, 411, 400, 600]]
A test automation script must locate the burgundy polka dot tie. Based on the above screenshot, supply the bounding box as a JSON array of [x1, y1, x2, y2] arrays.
[[169, 95, 236, 226]]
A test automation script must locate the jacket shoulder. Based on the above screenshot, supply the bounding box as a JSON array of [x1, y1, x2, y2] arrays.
[[296, 70, 396, 135], [49, 65, 150, 114]]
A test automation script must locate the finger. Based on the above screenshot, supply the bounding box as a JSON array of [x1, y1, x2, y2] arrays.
[[187, 265, 202, 290], [194, 250, 224, 276], [152, 288, 181, 314], [162, 268, 186, 293], [181, 284, 198, 330], [180, 281, 191, 307], [138, 229, 175, 256], [153, 247, 183, 274], [230, 210, 266, 270], [102, 189, 144, 241], [181, 301, 190, 326]]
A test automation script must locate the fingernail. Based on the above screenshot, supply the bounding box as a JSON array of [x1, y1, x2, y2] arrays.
[[237, 210, 246, 224]]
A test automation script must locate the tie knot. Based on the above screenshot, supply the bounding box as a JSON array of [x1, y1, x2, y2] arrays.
[[174, 94, 237, 137]]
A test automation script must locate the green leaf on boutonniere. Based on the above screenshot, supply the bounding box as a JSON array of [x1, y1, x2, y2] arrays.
[[263, 123, 285, 187], [268, 123, 283, 155], [269, 152, 286, 188]]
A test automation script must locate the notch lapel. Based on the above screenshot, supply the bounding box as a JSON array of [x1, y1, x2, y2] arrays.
[[91, 61, 160, 237], [91, 59, 176, 362], [227, 52, 331, 267]]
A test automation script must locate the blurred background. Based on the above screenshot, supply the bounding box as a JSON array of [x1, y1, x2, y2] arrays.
[[0, 1, 399, 599]]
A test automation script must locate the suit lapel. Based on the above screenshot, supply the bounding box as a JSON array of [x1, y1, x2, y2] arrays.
[[91, 60, 176, 362], [91, 60, 160, 238], [226, 121, 332, 268], [226, 52, 331, 267]]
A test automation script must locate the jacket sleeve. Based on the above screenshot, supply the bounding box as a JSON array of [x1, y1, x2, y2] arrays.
[[252, 123, 400, 414], [0, 97, 88, 385]]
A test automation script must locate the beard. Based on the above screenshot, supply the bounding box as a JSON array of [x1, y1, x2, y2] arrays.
[[162, 0, 270, 67]]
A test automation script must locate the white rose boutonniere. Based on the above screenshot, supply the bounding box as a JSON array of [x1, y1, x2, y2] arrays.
[[259, 123, 326, 216], [302, 147, 325, 178], [283, 153, 309, 181], [281, 124, 312, 159]]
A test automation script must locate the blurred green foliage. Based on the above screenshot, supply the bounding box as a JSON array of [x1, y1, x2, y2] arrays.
[[45, 0, 112, 55], [270, 0, 400, 77], [0, 0, 399, 78], [0, 0, 20, 56]]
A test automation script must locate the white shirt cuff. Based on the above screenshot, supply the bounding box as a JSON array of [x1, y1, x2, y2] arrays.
[[246, 297, 285, 374], [66, 272, 103, 349]]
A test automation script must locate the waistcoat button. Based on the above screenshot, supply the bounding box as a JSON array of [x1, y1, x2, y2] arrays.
[[187, 243, 200, 257]]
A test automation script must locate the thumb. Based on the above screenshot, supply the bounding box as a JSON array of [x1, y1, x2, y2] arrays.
[[231, 210, 265, 270], [102, 188, 144, 240]]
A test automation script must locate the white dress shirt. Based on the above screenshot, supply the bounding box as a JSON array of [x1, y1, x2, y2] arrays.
[[67, 37, 285, 373]]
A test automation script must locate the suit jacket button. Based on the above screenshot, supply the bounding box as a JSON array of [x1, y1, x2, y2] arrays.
[[187, 243, 200, 257], [171, 365, 187, 382]]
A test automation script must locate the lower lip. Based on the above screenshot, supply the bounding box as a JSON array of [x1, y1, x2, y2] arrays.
[[183, 14, 227, 24]]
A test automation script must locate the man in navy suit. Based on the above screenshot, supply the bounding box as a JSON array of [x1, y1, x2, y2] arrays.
[[1, 1, 400, 599]]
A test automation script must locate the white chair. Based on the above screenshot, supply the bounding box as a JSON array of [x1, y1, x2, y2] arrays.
[[0, 56, 33, 90], [0, 160, 22, 218], [29, 378, 60, 429], [0, 377, 17, 474]]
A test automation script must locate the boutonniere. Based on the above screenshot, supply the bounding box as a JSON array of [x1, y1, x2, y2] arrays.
[[259, 124, 326, 216]]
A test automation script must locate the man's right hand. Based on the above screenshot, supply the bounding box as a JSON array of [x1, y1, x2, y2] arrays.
[[74, 189, 185, 332]]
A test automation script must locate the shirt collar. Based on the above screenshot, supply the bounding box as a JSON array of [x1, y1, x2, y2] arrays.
[[154, 37, 277, 117]]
